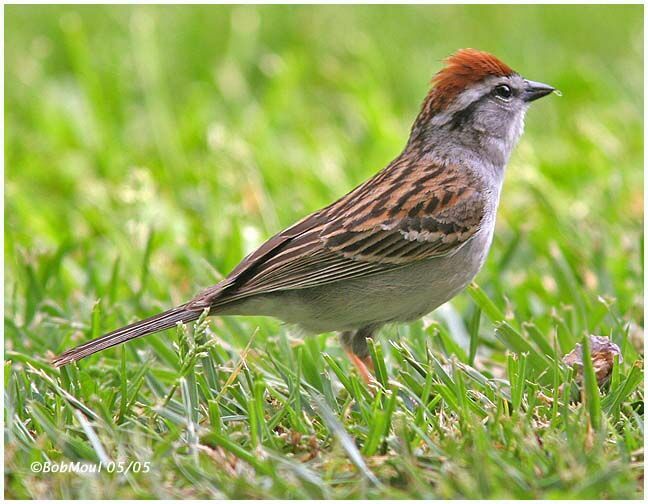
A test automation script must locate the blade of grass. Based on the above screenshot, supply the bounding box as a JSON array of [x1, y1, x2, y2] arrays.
[[581, 335, 602, 431]]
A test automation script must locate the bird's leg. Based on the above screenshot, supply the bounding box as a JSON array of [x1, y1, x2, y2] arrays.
[[339, 326, 377, 385], [344, 349, 374, 384]]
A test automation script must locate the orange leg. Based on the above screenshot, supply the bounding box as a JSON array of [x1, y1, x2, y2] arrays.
[[345, 349, 375, 385]]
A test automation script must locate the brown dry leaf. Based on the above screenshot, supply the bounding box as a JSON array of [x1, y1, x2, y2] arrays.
[[563, 335, 622, 386]]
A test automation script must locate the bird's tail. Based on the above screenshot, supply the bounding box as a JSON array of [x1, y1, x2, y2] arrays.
[[52, 304, 201, 367]]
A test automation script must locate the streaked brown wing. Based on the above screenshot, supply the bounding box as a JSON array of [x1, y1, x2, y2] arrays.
[[320, 161, 486, 264], [189, 160, 485, 309], [188, 216, 400, 309]]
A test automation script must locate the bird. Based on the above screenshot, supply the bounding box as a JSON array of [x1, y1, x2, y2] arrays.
[[52, 48, 555, 381]]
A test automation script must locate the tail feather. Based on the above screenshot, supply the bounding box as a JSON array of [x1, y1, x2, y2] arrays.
[[52, 304, 201, 367]]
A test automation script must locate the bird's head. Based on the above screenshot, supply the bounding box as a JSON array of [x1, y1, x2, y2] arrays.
[[410, 49, 555, 162]]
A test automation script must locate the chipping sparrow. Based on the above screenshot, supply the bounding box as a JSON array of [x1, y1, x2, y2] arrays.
[[53, 49, 555, 379]]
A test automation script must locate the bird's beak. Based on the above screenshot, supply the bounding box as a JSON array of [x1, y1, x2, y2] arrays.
[[523, 79, 556, 102]]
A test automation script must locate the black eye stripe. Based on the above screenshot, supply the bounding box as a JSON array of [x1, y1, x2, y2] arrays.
[[449, 97, 482, 130]]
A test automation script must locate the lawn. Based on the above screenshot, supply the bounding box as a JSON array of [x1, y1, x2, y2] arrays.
[[4, 4, 644, 499]]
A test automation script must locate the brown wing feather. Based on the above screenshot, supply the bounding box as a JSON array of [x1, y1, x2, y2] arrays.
[[189, 159, 485, 309], [321, 161, 485, 264]]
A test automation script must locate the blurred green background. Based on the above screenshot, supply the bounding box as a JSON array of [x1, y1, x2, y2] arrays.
[[5, 4, 643, 499]]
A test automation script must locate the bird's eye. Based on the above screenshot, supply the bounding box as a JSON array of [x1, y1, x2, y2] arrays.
[[493, 84, 513, 100]]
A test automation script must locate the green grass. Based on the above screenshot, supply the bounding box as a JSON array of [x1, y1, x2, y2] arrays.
[[4, 4, 644, 499]]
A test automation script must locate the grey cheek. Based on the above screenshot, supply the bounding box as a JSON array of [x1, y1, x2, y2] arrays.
[[484, 111, 508, 136]]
